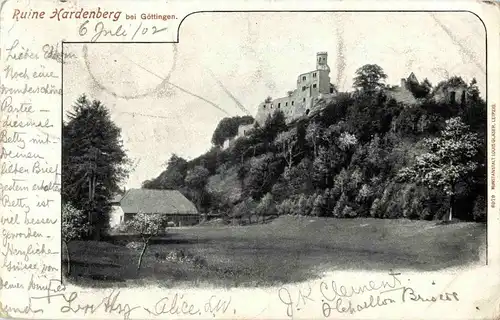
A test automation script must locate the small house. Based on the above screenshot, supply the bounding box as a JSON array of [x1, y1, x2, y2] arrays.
[[119, 189, 200, 226]]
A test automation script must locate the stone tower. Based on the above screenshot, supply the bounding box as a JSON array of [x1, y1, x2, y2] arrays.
[[316, 52, 330, 72], [316, 52, 331, 95]]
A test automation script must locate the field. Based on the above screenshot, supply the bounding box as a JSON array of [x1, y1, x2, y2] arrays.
[[66, 216, 486, 288]]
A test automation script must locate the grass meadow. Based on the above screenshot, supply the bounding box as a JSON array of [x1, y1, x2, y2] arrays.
[[66, 216, 486, 288]]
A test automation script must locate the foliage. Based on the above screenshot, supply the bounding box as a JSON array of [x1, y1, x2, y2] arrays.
[[184, 165, 210, 213], [353, 64, 388, 93], [143, 68, 486, 223], [332, 192, 348, 217], [467, 78, 481, 102], [398, 117, 481, 220], [185, 165, 210, 190], [231, 198, 257, 222], [407, 78, 432, 99], [305, 122, 322, 156], [262, 110, 287, 141], [62, 202, 90, 275], [311, 194, 326, 216], [244, 153, 282, 200], [433, 76, 467, 95], [281, 157, 314, 197], [472, 195, 486, 222], [126, 211, 167, 271], [143, 154, 188, 189], [211, 115, 255, 147], [398, 118, 480, 195], [126, 212, 167, 241], [62, 202, 90, 243], [62, 94, 130, 238], [255, 193, 277, 221], [275, 127, 302, 170]]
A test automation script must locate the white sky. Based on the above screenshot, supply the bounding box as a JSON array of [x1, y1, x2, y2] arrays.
[[63, 12, 486, 188]]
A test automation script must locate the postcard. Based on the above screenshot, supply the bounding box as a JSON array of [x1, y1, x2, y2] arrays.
[[0, 0, 499, 319]]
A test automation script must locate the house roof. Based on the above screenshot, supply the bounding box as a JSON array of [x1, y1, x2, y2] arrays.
[[120, 189, 199, 215]]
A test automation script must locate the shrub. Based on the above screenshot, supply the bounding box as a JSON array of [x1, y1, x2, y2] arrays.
[[341, 206, 357, 218], [276, 198, 294, 216], [370, 198, 381, 218], [332, 192, 348, 217], [472, 195, 486, 222], [255, 192, 277, 222], [355, 184, 373, 203], [126, 241, 143, 250], [160, 249, 208, 269], [311, 194, 326, 216]]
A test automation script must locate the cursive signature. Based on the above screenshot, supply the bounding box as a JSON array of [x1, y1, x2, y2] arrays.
[[30, 279, 140, 320], [278, 283, 315, 317], [143, 293, 200, 316], [322, 294, 396, 316], [144, 293, 232, 317], [381, 286, 460, 303], [320, 270, 402, 302]]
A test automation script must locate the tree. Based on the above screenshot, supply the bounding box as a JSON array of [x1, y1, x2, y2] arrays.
[[467, 78, 480, 102], [164, 154, 188, 180], [62, 202, 90, 275], [143, 154, 188, 189], [63, 94, 130, 239], [126, 212, 167, 272], [255, 193, 277, 222], [353, 64, 388, 93], [211, 116, 254, 147], [398, 117, 481, 221], [305, 122, 322, 156], [292, 194, 311, 216], [232, 198, 257, 224], [275, 127, 302, 170], [262, 110, 287, 142], [244, 153, 279, 199], [311, 194, 326, 216], [312, 147, 333, 188], [337, 132, 358, 151], [282, 157, 314, 196], [407, 78, 432, 99], [276, 198, 295, 216], [185, 165, 210, 216], [332, 192, 348, 217], [422, 78, 433, 95], [472, 195, 486, 222]]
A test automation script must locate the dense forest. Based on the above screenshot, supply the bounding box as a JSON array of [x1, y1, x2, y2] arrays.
[[142, 65, 487, 223]]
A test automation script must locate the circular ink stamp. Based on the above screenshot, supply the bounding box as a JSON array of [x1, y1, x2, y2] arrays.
[[82, 43, 178, 100]]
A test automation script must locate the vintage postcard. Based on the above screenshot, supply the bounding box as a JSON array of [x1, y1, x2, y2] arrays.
[[0, 0, 499, 319]]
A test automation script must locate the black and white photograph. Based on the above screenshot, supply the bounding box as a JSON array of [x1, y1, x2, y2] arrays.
[[61, 11, 487, 288]]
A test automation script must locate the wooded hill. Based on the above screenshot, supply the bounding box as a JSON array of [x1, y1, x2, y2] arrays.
[[142, 68, 486, 223]]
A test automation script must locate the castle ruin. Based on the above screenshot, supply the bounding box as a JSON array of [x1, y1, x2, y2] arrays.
[[221, 52, 471, 149], [254, 52, 337, 125]]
